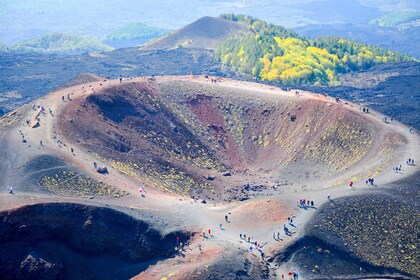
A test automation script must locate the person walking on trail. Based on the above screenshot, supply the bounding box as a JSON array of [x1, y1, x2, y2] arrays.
[[93, 162, 97, 169], [225, 215, 228, 222], [7, 185, 13, 194], [208, 229, 211, 236], [349, 181, 353, 188]]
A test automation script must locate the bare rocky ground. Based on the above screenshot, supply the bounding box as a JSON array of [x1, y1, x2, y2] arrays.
[[301, 61, 420, 130], [283, 172, 419, 280], [0, 76, 418, 280], [0, 48, 241, 116]]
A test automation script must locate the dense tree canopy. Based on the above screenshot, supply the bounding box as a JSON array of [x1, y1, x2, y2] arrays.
[[216, 14, 414, 85]]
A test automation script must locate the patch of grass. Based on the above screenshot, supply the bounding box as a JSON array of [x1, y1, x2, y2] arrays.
[[38, 171, 123, 198]]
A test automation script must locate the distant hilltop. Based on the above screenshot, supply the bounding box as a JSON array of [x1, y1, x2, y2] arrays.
[[1, 33, 114, 54], [142, 16, 251, 50]]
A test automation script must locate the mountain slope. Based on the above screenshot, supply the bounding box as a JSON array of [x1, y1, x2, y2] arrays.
[[215, 14, 415, 85], [142, 16, 251, 50]]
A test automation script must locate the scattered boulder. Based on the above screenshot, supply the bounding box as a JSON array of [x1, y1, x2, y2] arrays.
[[18, 253, 63, 280], [206, 176, 216, 181]]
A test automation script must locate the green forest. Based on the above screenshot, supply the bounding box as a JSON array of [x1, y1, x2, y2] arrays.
[[104, 22, 169, 41], [216, 14, 414, 85], [370, 11, 420, 28], [12, 33, 114, 53]]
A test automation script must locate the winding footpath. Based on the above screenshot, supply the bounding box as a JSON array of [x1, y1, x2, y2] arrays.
[[0, 75, 418, 279]]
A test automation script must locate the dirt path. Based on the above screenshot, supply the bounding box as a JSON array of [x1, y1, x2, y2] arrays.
[[0, 75, 418, 279]]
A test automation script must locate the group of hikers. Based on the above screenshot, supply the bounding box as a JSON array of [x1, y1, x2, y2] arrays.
[[61, 93, 72, 102], [361, 107, 370, 113], [273, 217, 297, 240], [394, 158, 416, 172], [298, 198, 315, 208], [365, 178, 375, 186], [27, 103, 52, 128], [239, 233, 266, 258], [119, 74, 135, 83], [394, 165, 403, 173], [382, 116, 393, 123], [282, 271, 299, 280], [174, 235, 191, 255]]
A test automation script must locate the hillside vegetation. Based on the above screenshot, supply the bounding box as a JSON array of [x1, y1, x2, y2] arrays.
[[104, 22, 169, 41], [215, 14, 414, 85], [13, 33, 113, 53], [370, 11, 420, 28]]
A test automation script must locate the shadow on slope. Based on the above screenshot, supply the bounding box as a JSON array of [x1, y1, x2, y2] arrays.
[[0, 203, 190, 280]]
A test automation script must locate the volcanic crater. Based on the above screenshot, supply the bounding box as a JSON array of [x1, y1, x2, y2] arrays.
[[59, 77, 399, 201]]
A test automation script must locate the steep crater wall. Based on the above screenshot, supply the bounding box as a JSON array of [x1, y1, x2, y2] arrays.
[[0, 203, 190, 280], [60, 79, 396, 200]]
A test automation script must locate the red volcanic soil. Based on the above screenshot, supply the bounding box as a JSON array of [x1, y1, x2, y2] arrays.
[[58, 77, 391, 202], [0, 75, 417, 280]]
